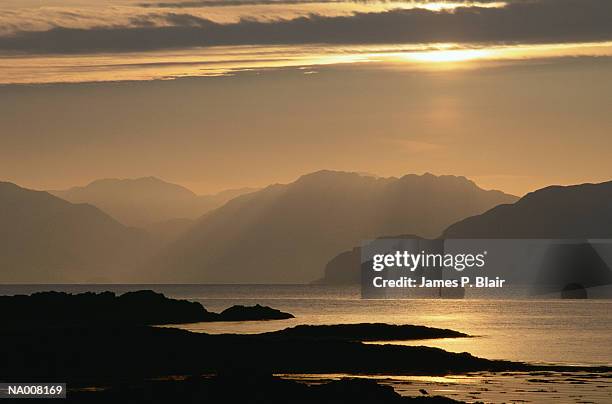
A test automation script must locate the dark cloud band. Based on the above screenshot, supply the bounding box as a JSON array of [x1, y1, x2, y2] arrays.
[[1, 0, 610, 54], [140, 0, 506, 8]]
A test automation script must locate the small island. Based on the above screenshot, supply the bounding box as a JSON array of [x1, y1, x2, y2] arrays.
[[219, 304, 294, 321], [263, 323, 468, 341], [0, 290, 294, 327]]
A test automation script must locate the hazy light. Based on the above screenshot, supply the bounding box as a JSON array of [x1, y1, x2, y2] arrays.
[[379, 41, 612, 69], [415, 2, 507, 11], [405, 48, 493, 63], [281, 373, 481, 385], [2, 42, 612, 84]]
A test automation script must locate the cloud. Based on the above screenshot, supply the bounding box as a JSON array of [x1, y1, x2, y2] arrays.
[[139, 0, 505, 8], [142, 0, 390, 7], [0, 0, 610, 54]]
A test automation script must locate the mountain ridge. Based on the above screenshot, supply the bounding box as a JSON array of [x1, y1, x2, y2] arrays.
[[0, 181, 153, 282], [442, 180, 612, 239], [51, 177, 257, 227], [150, 170, 517, 283]]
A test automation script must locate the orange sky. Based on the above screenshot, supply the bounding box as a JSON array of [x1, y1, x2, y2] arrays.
[[1, 0, 611, 196]]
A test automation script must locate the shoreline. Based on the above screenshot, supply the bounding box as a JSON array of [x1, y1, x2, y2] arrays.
[[2, 289, 611, 402]]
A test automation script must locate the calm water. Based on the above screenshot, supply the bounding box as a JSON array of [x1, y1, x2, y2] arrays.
[[2, 284, 612, 366]]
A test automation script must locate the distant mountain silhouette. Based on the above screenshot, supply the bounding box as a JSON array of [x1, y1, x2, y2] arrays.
[[317, 246, 362, 284], [443, 181, 612, 238], [0, 181, 152, 282], [150, 170, 516, 283], [320, 181, 612, 285], [316, 234, 431, 285], [51, 177, 256, 227]]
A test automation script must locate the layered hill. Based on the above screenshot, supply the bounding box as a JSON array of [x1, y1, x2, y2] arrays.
[[316, 234, 431, 285], [443, 181, 612, 238], [51, 177, 255, 227], [318, 180, 612, 285], [151, 170, 517, 283], [0, 181, 152, 282]]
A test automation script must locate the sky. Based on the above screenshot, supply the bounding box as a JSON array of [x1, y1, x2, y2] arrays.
[[1, 0, 611, 196]]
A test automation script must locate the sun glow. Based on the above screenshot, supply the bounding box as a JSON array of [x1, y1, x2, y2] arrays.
[[2, 42, 612, 84], [405, 48, 493, 63], [415, 2, 507, 12], [384, 41, 612, 67]]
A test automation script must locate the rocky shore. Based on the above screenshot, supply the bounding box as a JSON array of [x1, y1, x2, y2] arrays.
[[69, 373, 466, 404], [0, 290, 294, 327], [2, 290, 610, 403]]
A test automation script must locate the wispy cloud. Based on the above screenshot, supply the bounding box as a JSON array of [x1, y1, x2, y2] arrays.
[[1, 0, 610, 54], [139, 0, 505, 8], [1, 0, 611, 84], [2, 42, 611, 85], [0, 1, 505, 37]]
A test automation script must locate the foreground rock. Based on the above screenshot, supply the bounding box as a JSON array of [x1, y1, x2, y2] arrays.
[[0, 325, 522, 381], [69, 373, 465, 404], [0, 290, 293, 327], [2, 324, 609, 385], [264, 323, 468, 341]]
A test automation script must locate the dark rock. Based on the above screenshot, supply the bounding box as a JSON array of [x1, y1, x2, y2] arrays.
[[219, 304, 294, 321], [0, 291, 294, 327], [0, 290, 216, 327], [68, 373, 466, 404], [0, 325, 522, 382], [263, 323, 468, 341], [0, 324, 607, 390], [311, 378, 403, 403]]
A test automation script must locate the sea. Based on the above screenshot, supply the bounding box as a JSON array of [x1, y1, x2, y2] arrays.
[[2, 284, 611, 367]]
